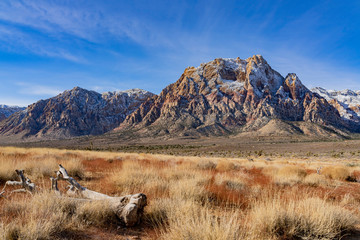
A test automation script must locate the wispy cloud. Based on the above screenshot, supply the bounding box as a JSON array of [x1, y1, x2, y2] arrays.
[[16, 82, 63, 96], [0, 23, 86, 62]]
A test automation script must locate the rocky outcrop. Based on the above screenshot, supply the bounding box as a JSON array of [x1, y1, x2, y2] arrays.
[[117, 55, 347, 137], [312, 87, 360, 123], [0, 105, 25, 121], [0, 87, 154, 139]]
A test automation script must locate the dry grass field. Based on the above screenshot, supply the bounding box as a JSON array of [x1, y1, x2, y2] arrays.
[[1, 146, 360, 239]]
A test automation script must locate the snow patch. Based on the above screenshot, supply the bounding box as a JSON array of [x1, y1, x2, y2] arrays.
[[220, 79, 245, 91], [312, 87, 360, 121]]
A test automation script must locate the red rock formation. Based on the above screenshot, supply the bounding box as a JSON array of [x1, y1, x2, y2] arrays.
[[0, 87, 154, 139], [117, 55, 346, 136]]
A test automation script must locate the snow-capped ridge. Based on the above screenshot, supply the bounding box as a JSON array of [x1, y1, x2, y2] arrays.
[[312, 87, 360, 122], [0, 105, 26, 121]]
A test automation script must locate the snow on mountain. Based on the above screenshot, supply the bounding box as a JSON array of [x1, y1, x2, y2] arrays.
[[0, 87, 155, 139], [118, 55, 348, 137], [0, 105, 25, 121], [312, 87, 360, 122]]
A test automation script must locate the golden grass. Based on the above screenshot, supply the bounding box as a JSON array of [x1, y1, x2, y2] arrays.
[[304, 173, 330, 187], [215, 160, 236, 172], [0, 192, 75, 240], [159, 201, 245, 240], [0, 148, 85, 183], [249, 197, 357, 239], [263, 165, 308, 186], [1, 147, 360, 239], [0, 192, 120, 240], [322, 166, 352, 181]]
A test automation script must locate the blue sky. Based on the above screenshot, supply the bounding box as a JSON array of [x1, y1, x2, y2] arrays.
[[0, 0, 359, 106]]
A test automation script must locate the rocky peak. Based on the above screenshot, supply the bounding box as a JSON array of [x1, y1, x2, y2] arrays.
[[312, 87, 360, 122], [0, 87, 155, 139], [283, 73, 309, 100], [247, 54, 267, 66], [119, 55, 346, 137]]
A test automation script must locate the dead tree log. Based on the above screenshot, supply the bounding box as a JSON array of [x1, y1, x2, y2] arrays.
[[55, 164, 147, 227], [1, 170, 36, 196]]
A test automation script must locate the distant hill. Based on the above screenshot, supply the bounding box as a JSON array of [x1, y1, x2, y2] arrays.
[[0, 87, 154, 140], [312, 87, 360, 123], [0, 105, 25, 121]]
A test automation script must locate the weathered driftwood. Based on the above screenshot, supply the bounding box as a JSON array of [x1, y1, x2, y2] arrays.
[[2, 169, 36, 196], [0, 165, 147, 227], [54, 164, 147, 227]]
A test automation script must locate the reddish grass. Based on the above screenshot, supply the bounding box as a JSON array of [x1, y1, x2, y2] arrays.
[[137, 159, 171, 169], [244, 167, 272, 186], [351, 170, 360, 182], [205, 175, 250, 208], [306, 169, 316, 175], [82, 158, 123, 172]]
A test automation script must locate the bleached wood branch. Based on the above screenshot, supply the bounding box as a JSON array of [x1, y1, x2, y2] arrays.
[[2, 170, 36, 196], [55, 164, 147, 226]]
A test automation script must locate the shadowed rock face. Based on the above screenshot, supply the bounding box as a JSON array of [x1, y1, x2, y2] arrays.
[[118, 55, 348, 136], [0, 87, 154, 139], [0, 105, 25, 121], [312, 87, 360, 123]]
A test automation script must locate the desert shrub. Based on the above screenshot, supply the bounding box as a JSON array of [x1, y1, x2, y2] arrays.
[[144, 198, 175, 228], [0, 191, 124, 239], [159, 203, 245, 240], [277, 165, 307, 178], [322, 166, 352, 181], [0, 159, 18, 183], [264, 165, 307, 185], [168, 174, 210, 203], [110, 161, 166, 196], [304, 173, 329, 187], [61, 158, 85, 180], [249, 197, 357, 239], [0, 193, 75, 240], [215, 160, 235, 172], [76, 200, 118, 227], [215, 173, 245, 191], [196, 159, 217, 170], [0, 222, 20, 240]]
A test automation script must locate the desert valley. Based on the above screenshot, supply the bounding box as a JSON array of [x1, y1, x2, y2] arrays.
[[1, 1, 360, 239], [0, 55, 360, 239]]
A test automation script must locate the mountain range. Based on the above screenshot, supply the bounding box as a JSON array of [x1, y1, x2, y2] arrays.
[[0, 55, 359, 142], [0, 105, 25, 122], [0, 88, 154, 140]]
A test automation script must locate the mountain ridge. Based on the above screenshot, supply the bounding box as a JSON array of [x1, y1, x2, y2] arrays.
[[116, 55, 350, 138], [0, 87, 154, 140], [311, 87, 360, 123], [0, 105, 25, 122], [1, 55, 359, 143]]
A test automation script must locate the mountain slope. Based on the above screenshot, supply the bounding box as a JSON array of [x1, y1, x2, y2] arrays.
[[0, 105, 25, 121], [117, 55, 348, 137], [312, 87, 360, 123], [0, 87, 154, 140]]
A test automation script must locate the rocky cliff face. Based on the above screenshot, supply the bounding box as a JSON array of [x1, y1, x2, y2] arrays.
[[0, 87, 154, 139], [0, 105, 25, 121], [312, 87, 360, 123], [117, 55, 346, 136]]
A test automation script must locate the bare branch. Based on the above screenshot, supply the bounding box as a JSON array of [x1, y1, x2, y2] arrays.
[[3, 170, 36, 195], [56, 164, 147, 226]]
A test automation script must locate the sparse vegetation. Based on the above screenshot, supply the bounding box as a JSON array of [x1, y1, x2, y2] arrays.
[[1, 146, 360, 239]]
